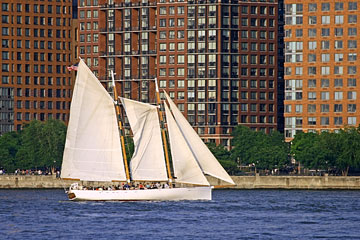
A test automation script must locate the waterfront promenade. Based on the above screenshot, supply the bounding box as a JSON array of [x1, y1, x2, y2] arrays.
[[1, 174, 360, 189]]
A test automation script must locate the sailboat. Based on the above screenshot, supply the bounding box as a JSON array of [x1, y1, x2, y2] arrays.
[[61, 60, 235, 201]]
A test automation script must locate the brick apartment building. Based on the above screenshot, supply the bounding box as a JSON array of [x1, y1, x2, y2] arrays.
[[284, 0, 360, 141], [79, 0, 284, 146], [0, 0, 76, 134]]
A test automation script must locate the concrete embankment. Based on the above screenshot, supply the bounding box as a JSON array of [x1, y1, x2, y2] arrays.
[[1, 174, 360, 189]]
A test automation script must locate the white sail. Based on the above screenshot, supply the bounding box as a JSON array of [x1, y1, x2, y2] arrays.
[[165, 103, 210, 186], [164, 92, 235, 185], [120, 98, 168, 181], [61, 60, 127, 182]]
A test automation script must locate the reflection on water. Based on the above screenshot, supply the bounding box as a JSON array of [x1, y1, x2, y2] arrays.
[[0, 189, 359, 239]]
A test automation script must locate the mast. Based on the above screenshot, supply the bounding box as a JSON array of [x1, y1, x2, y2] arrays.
[[111, 71, 131, 183], [154, 78, 173, 186]]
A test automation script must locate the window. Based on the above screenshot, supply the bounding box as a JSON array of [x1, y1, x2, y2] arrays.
[[308, 92, 316, 100], [2, 27, 9, 36], [308, 117, 316, 125], [348, 40, 357, 49], [349, 2, 357, 10], [348, 28, 357, 36], [321, 92, 329, 100], [159, 7, 166, 15], [306, 3, 316, 12], [308, 54, 316, 63], [321, 3, 330, 11], [348, 66, 357, 74], [321, 28, 330, 37], [309, 16, 317, 24], [159, 19, 166, 27], [308, 79, 316, 88], [348, 117, 356, 125], [321, 104, 329, 113], [348, 53, 357, 61], [335, 2, 344, 10], [334, 104, 343, 112], [334, 66, 343, 75], [296, 29, 303, 37], [335, 28, 343, 36], [335, 53, 343, 62], [335, 15, 344, 24], [348, 91, 357, 100], [348, 15, 357, 23], [321, 79, 329, 88], [308, 41, 317, 50], [308, 104, 316, 113], [334, 78, 343, 87], [321, 16, 330, 24], [321, 54, 329, 62], [334, 117, 343, 125], [321, 66, 330, 75], [334, 91, 343, 100], [348, 104, 356, 113], [348, 78, 356, 87], [178, 6, 185, 14], [320, 117, 329, 126], [322, 40, 330, 49]]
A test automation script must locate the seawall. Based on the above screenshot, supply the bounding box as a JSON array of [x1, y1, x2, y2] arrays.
[[1, 174, 360, 189]]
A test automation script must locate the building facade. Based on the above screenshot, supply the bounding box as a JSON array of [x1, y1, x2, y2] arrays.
[[284, 0, 360, 141], [0, 0, 76, 134], [79, 0, 282, 146]]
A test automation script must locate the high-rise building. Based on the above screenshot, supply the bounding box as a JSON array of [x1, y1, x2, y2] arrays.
[[284, 1, 360, 141], [79, 0, 282, 146], [0, 0, 76, 134]]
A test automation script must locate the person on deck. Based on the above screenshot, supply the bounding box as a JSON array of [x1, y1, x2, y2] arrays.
[[123, 183, 130, 190]]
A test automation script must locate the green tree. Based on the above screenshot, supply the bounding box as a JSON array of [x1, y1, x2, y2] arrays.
[[0, 119, 67, 172], [39, 119, 67, 169], [231, 125, 289, 171], [124, 136, 134, 164], [318, 131, 340, 171], [336, 127, 360, 176], [15, 120, 44, 170], [0, 131, 20, 172], [291, 131, 329, 170]]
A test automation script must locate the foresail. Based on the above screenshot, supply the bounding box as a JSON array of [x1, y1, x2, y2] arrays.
[[164, 92, 235, 185], [61, 60, 127, 182], [120, 98, 168, 181], [165, 103, 209, 186]]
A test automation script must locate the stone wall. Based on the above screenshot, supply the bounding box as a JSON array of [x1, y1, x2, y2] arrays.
[[1, 174, 360, 189], [207, 174, 360, 190]]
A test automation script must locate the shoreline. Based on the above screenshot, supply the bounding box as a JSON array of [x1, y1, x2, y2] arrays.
[[1, 174, 360, 190]]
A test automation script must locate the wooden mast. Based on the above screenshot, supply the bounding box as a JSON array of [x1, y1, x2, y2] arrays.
[[111, 71, 131, 183], [154, 78, 173, 187]]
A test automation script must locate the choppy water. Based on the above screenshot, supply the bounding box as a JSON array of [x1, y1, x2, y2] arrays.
[[0, 189, 359, 239]]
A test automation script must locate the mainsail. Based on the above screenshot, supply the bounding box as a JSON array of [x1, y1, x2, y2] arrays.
[[120, 98, 168, 181], [164, 103, 210, 186], [61, 60, 127, 182], [164, 92, 235, 185]]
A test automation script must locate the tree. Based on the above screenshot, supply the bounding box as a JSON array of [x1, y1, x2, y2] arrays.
[[15, 120, 44, 170], [39, 119, 67, 169], [291, 128, 360, 176], [291, 131, 329, 170], [231, 125, 289, 171], [336, 127, 360, 176], [0, 131, 20, 172], [0, 119, 67, 172]]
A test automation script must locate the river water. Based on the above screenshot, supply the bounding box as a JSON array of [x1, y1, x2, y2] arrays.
[[0, 189, 359, 239]]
